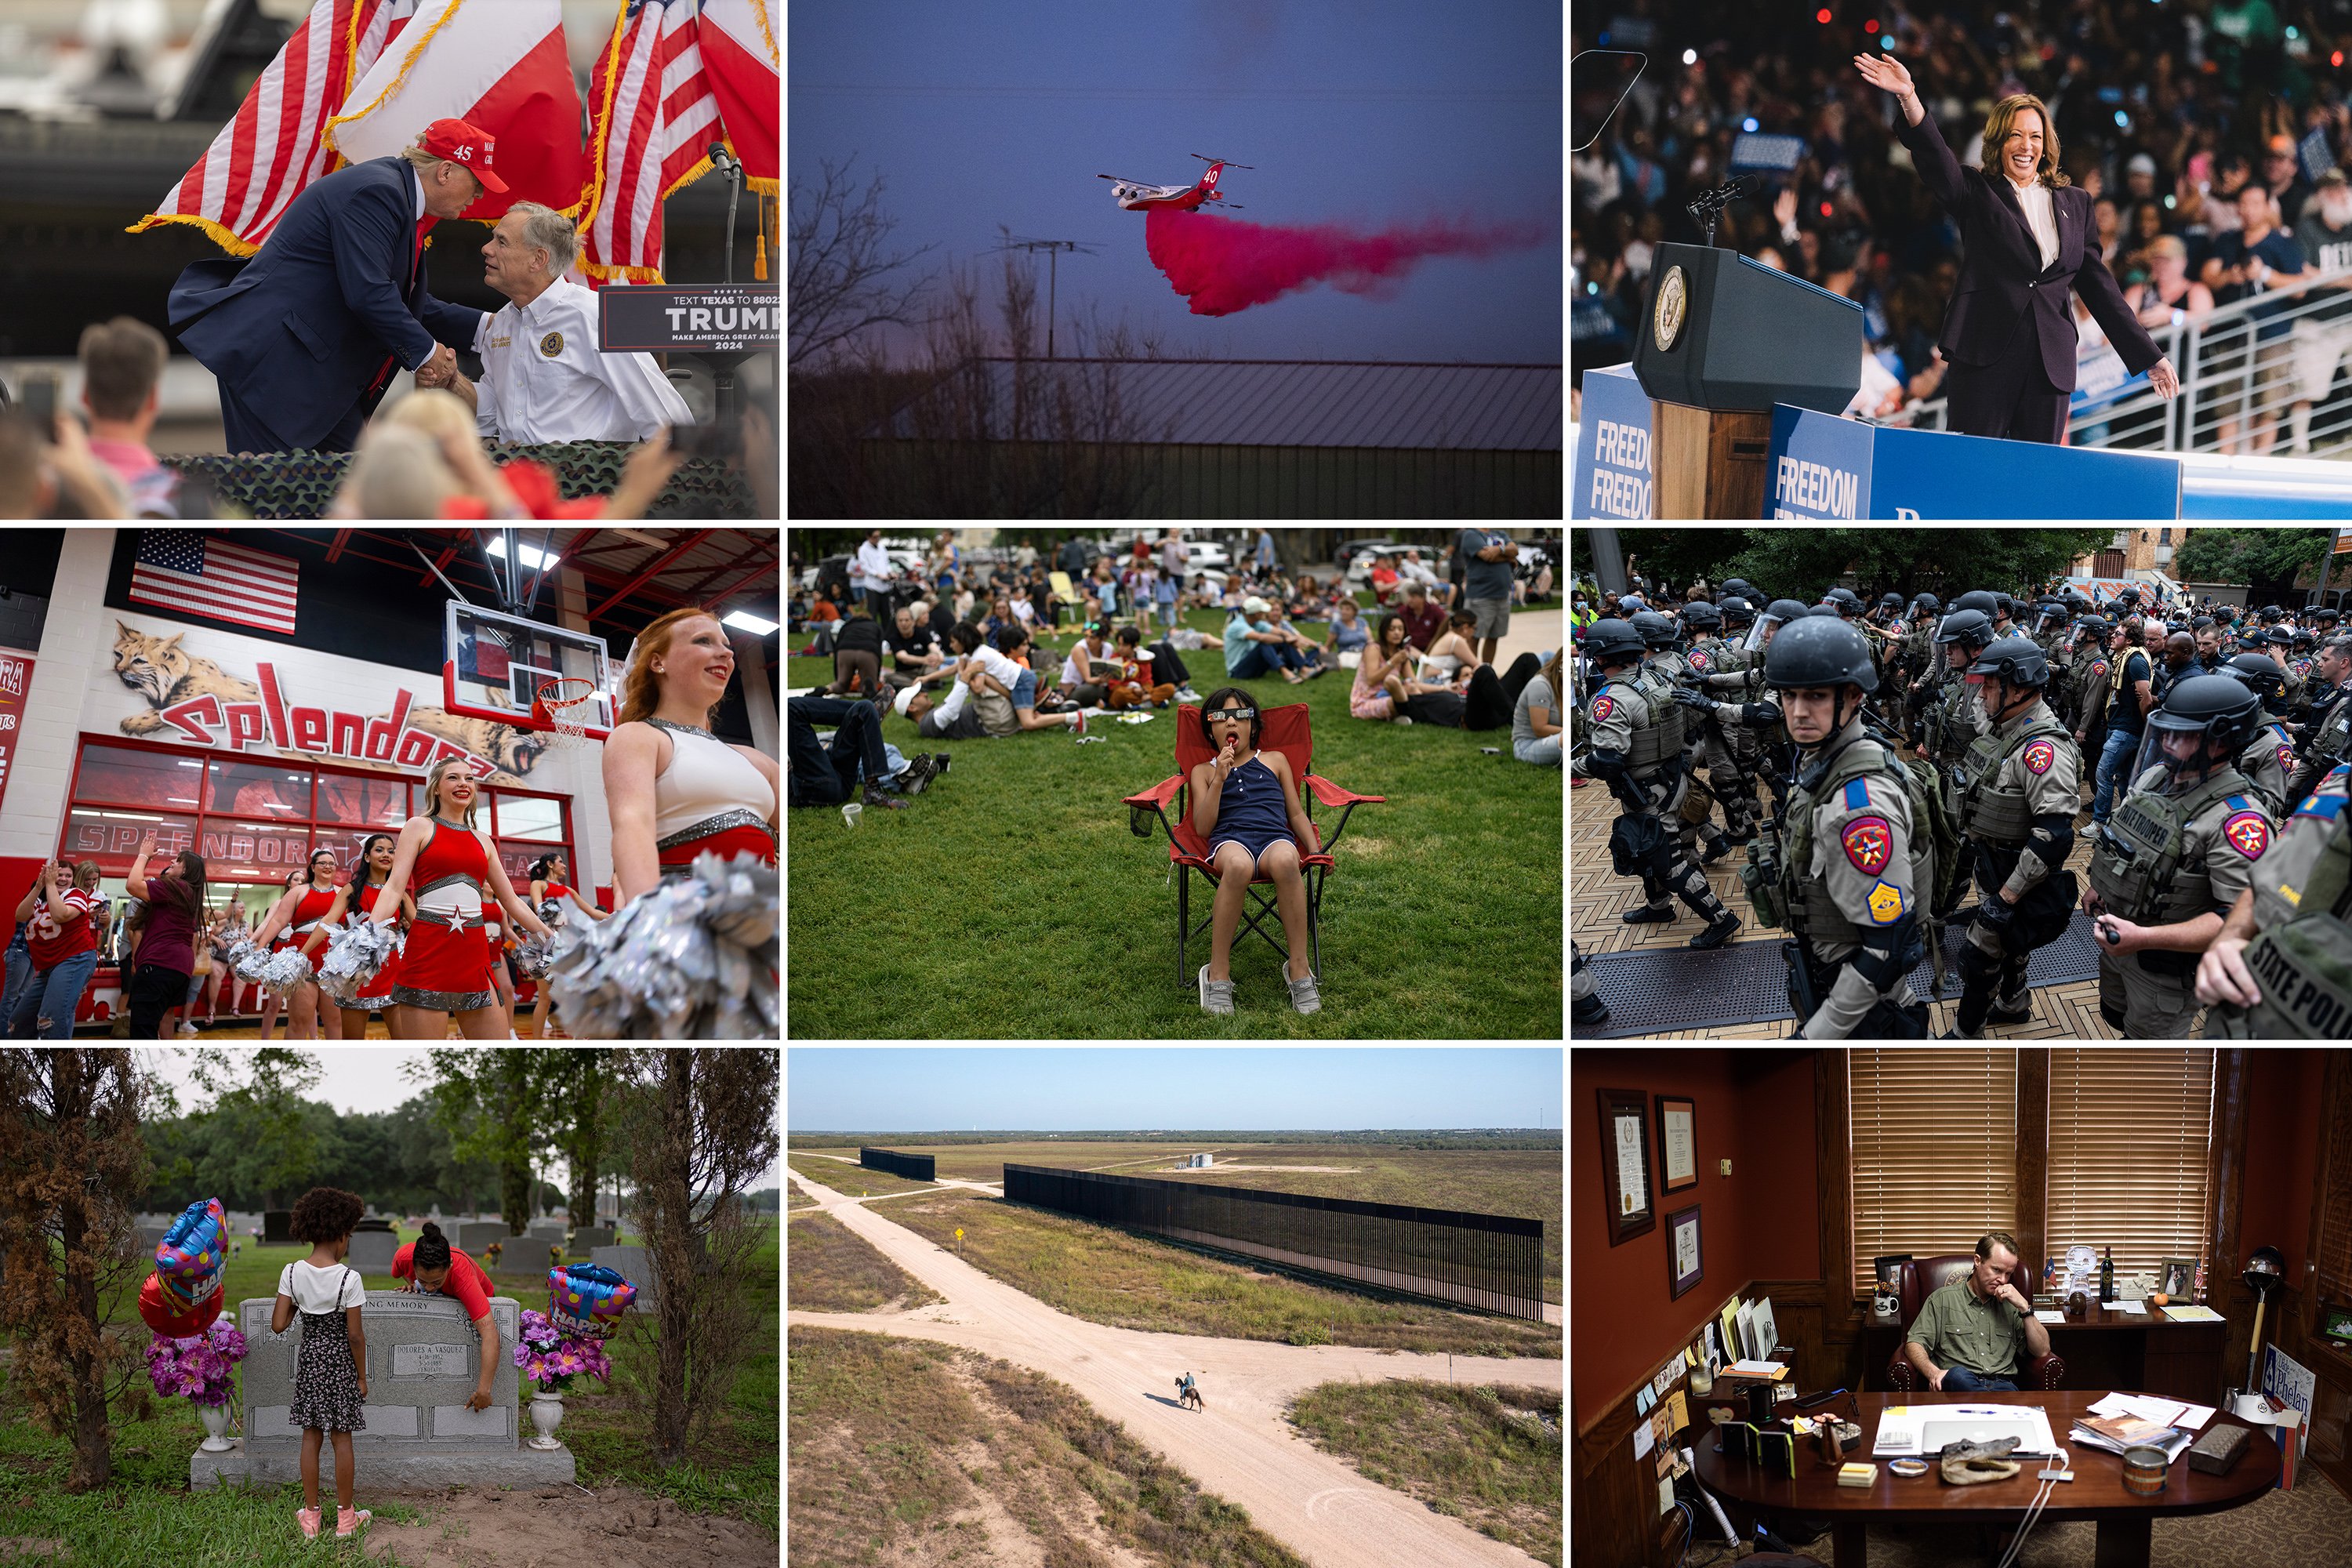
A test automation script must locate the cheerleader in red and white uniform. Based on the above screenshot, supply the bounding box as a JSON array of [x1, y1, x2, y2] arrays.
[[250, 848, 347, 1039], [603, 608, 779, 906], [524, 851, 605, 1037], [365, 757, 554, 1040], [300, 832, 412, 1040]]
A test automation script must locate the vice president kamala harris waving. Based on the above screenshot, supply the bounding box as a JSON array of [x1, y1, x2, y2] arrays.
[[1855, 51, 2179, 443]]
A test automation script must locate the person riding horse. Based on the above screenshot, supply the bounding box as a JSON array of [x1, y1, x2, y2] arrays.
[[1176, 1371, 1203, 1411]]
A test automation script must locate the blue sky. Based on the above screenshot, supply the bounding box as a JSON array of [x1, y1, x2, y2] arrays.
[[789, 0, 1563, 364], [786, 1048, 1563, 1131]]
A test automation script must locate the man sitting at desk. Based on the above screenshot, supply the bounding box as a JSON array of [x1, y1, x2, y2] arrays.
[[1904, 1230, 2051, 1392]]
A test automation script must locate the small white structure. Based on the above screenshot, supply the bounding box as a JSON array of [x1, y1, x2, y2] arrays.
[[1188, 1152, 1212, 1168]]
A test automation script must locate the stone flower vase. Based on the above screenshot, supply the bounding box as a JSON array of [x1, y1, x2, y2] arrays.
[[198, 1402, 236, 1452], [528, 1388, 565, 1450]]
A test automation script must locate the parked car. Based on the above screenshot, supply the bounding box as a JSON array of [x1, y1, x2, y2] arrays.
[[1182, 540, 1232, 574], [1341, 540, 1411, 586]]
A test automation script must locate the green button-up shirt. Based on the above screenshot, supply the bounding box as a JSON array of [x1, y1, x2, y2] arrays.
[[1906, 1275, 2027, 1377]]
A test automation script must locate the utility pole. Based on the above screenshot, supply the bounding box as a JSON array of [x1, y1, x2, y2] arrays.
[[989, 236, 1102, 358], [2316, 527, 2347, 612]]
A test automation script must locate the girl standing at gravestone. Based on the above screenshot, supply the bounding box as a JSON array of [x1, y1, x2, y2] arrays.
[[271, 1185, 371, 1541]]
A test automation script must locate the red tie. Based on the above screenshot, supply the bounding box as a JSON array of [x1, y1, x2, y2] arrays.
[[371, 219, 432, 398]]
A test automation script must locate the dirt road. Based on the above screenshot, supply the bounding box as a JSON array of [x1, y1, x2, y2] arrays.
[[786, 1167, 1558, 1568]]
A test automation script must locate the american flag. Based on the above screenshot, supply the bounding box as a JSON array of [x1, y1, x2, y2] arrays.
[[579, 0, 721, 284], [126, 0, 420, 256], [130, 534, 301, 635]]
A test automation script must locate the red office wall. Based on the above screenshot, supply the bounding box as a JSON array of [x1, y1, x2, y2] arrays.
[[2239, 1049, 2326, 1287], [1571, 1048, 1820, 1431]]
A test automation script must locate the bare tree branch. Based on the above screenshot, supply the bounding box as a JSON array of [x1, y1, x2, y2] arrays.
[[789, 156, 938, 368]]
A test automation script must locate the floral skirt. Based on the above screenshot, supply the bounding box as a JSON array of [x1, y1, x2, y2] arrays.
[[287, 1307, 366, 1434]]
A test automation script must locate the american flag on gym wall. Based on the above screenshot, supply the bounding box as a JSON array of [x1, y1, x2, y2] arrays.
[[130, 534, 301, 635], [125, 0, 423, 256]]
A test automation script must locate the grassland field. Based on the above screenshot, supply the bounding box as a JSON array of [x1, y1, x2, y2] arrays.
[[786, 1208, 943, 1313], [793, 1140, 1561, 1303], [786, 1151, 942, 1199]]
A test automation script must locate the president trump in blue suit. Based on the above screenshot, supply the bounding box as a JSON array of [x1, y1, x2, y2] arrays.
[[169, 118, 504, 454]]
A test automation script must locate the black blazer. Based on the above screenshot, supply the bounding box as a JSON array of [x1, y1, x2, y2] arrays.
[[1895, 110, 2162, 393]]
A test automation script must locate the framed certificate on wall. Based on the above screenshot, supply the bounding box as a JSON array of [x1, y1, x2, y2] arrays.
[[1656, 1094, 1698, 1193], [1598, 1087, 1656, 1244], [1668, 1203, 1703, 1299]]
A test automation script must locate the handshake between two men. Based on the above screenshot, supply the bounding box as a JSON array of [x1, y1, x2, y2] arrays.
[[414, 342, 460, 392]]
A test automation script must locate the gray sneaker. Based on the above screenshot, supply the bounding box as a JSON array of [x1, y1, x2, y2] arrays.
[[1197, 965, 1235, 1015], [1287, 971, 1322, 1014]]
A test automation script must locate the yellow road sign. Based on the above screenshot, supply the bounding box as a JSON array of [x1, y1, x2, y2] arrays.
[[955, 1228, 964, 1238]]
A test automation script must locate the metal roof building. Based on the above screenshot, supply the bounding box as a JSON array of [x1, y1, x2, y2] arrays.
[[862, 358, 1563, 519]]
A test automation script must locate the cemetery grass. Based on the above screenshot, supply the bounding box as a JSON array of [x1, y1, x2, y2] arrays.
[[789, 1325, 1308, 1568], [1287, 1379, 1563, 1568], [884, 1191, 1560, 1359], [784, 603, 1565, 1040], [30, 1227, 779, 1543], [787, 1209, 944, 1312], [792, 1139, 1563, 1303], [784, 1151, 939, 1197]]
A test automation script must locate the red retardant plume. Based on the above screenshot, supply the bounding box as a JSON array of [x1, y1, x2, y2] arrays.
[[1145, 207, 1545, 317]]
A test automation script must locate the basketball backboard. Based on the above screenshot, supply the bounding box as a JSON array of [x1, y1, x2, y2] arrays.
[[443, 601, 616, 740]]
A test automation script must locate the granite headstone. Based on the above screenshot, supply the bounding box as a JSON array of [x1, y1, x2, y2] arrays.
[[347, 1229, 400, 1273], [590, 1245, 657, 1312], [568, 1226, 615, 1253], [191, 1290, 571, 1488], [456, 1221, 510, 1258], [263, 1210, 292, 1244]]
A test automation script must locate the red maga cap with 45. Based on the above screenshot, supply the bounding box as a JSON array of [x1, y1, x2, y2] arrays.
[[419, 117, 508, 193]]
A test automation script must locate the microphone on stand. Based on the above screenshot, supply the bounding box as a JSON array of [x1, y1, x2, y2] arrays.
[[707, 141, 739, 178], [1686, 175, 1759, 245]]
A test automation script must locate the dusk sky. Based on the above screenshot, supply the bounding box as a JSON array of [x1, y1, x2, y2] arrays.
[[789, 0, 1563, 365]]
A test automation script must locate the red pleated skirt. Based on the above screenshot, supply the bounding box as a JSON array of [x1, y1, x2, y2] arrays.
[[390, 916, 494, 1011]]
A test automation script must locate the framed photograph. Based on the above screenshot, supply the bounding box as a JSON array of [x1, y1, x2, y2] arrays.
[[1873, 1254, 1913, 1288], [1597, 1088, 1656, 1244], [1668, 1203, 1704, 1299], [1655, 1094, 1698, 1194], [2321, 1307, 2352, 1347], [2158, 1258, 2196, 1298]]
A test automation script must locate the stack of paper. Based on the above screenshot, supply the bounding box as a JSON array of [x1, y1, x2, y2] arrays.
[[2072, 1421, 2194, 1462], [2072, 1392, 2207, 1462], [2161, 1303, 2223, 1323], [1725, 1359, 1789, 1378]]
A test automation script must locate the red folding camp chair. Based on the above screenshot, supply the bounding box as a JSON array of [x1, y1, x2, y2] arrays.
[[1123, 702, 1385, 988]]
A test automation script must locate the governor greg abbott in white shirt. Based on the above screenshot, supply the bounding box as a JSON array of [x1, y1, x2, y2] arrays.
[[428, 201, 693, 445]]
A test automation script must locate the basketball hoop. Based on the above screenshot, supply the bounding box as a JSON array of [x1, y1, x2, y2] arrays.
[[532, 677, 603, 747]]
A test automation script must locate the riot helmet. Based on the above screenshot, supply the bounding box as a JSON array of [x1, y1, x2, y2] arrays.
[[1581, 618, 1647, 669], [1910, 592, 1942, 619], [1719, 597, 1756, 628], [1880, 591, 1904, 610], [1824, 586, 1865, 618], [2223, 652, 2286, 707], [1630, 610, 1679, 651], [1952, 590, 2001, 619], [1719, 578, 1755, 603], [1682, 601, 1723, 634], [1764, 614, 1878, 693], [1934, 607, 1996, 658], [2138, 673, 2263, 789], [1744, 597, 1813, 654]]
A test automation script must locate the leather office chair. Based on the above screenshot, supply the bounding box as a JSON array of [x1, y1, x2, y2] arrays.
[[1884, 1254, 2066, 1392]]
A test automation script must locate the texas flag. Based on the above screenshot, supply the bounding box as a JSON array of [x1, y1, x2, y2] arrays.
[[697, 0, 777, 192], [322, 0, 587, 222]]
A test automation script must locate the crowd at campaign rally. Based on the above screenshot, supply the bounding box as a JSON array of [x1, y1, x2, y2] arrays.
[[1576, 2, 2352, 448], [1571, 577, 2352, 1040], [786, 530, 1566, 816]]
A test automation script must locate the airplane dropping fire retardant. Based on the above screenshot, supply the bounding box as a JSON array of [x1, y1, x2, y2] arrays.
[[1098, 154, 1251, 211]]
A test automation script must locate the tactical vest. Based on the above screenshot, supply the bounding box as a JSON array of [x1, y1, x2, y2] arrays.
[[1603, 683, 1687, 771], [2222, 793, 2352, 1038], [2309, 697, 2352, 768], [1957, 713, 2070, 846], [1927, 675, 1978, 765], [1780, 732, 1923, 952], [2087, 769, 2253, 925]]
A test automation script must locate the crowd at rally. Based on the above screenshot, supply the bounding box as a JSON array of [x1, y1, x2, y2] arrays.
[[1576, 2, 2352, 446], [1571, 578, 2351, 1039], [786, 531, 1566, 817]]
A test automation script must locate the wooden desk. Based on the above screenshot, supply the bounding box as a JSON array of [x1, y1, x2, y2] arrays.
[[1864, 1303, 2230, 1404], [1693, 1390, 2279, 1568]]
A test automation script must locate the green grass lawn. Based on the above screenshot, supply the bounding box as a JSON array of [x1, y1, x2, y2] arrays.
[[786, 1152, 938, 1198], [786, 601, 1563, 1038], [1287, 1379, 1562, 1566], [0, 1227, 779, 1558]]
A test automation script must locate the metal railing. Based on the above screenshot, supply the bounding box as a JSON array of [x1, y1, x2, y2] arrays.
[[1907, 264, 2352, 455]]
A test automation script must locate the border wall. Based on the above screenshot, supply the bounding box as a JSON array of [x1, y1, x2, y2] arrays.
[[1001, 1163, 1544, 1321], [860, 1147, 937, 1181]]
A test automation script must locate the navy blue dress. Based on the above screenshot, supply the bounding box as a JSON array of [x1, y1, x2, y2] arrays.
[[1207, 754, 1294, 864]]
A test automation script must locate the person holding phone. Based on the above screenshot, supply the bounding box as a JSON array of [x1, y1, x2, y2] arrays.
[[1189, 690, 1319, 1017], [1853, 51, 2178, 442]]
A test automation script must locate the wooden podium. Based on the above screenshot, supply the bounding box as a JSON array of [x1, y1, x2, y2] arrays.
[[1632, 242, 1864, 518]]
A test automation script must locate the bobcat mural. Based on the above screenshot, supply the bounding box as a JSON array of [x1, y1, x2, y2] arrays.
[[111, 622, 547, 782]]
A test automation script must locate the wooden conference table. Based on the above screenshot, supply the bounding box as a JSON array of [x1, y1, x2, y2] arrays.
[[1692, 1390, 2281, 1568]]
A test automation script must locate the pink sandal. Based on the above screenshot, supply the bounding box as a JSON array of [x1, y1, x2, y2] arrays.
[[296, 1507, 321, 1540]]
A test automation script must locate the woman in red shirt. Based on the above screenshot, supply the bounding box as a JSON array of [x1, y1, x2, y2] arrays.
[[252, 849, 348, 1040], [9, 858, 101, 1038], [388, 1221, 504, 1414]]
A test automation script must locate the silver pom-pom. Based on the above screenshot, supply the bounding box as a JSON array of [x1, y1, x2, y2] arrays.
[[228, 938, 271, 982], [545, 852, 777, 1038], [316, 920, 401, 1007], [239, 945, 313, 999], [512, 927, 557, 979]]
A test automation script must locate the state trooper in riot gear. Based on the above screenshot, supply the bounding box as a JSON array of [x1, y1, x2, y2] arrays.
[[1581, 619, 1743, 949], [2061, 615, 2114, 744], [1634, 609, 1735, 864], [1891, 594, 1941, 735], [1918, 608, 1994, 775], [2083, 675, 2279, 1036], [1751, 615, 1931, 1038], [1945, 637, 2083, 1037], [1676, 601, 1760, 853], [2220, 653, 2298, 818], [2196, 760, 2352, 1037], [1689, 598, 1809, 811], [2286, 637, 2352, 805]]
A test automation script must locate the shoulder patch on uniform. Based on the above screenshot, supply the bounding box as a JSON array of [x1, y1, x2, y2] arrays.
[[2091, 659, 2108, 677], [2278, 742, 2296, 773], [2023, 739, 2056, 775], [1689, 649, 1709, 670], [2294, 789, 2348, 822], [1866, 880, 1907, 924], [1842, 814, 1894, 876], [1592, 694, 1613, 721], [1843, 778, 1871, 811], [2221, 809, 2272, 860]]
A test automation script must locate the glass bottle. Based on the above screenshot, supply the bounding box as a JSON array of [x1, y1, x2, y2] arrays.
[[2100, 1247, 2114, 1303]]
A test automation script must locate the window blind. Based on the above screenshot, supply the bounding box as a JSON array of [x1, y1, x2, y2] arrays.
[[1849, 1049, 2019, 1296], [2317, 1064, 2352, 1300], [2044, 1047, 2216, 1285]]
